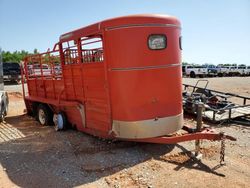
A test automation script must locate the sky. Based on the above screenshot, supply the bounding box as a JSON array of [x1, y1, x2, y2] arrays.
[[0, 0, 249, 65]]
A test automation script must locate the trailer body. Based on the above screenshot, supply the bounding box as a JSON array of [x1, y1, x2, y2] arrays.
[[22, 15, 183, 139]]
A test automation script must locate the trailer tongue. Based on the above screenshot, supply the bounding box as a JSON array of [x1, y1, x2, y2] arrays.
[[126, 126, 236, 144]]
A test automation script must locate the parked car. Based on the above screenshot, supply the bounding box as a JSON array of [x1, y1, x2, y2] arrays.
[[236, 65, 248, 76], [3, 62, 21, 83], [247, 66, 250, 76], [184, 65, 207, 78], [203, 64, 218, 76], [214, 65, 228, 77], [224, 66, 238, 76], [54, 65, 62, 75], [28, 64, 52, 76]]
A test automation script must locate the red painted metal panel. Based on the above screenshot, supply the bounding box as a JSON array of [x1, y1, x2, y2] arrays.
[[83, 63, 111, 131], [59, 14, 180, 43], [106, 26, 182, 121], [44, 80, 55, 99]]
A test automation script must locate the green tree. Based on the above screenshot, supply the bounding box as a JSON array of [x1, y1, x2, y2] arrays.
[[182, 62, 189, 65], [1, 49, 34, 63]]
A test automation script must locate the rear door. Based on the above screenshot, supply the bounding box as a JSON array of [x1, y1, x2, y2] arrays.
[[61, 37, 111, 133], [80, 36, 111, 132]]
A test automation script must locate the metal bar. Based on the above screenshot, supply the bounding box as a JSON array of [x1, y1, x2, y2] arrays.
[[20, 63, 26, 98], [183, 84, 250, 100], [48, 52, 56, 99], [81, 39, 102, 45], [39, 55, 47, 98], [105, 23, 181, 31], [125, 129, 236, 144], [195, 103, 204, 156], [243, 98, 246, 105], [205, 104, 250, 111], [213, 110, 216, 122], [25, 50, 59, 59], [196, 103, 204, 131], [191, 80, 209, 96], [0, 48, 3, 91], [102, 31, 113, 131]]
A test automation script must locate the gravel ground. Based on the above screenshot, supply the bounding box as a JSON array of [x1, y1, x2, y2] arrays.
[[0, 77, 249, 188]]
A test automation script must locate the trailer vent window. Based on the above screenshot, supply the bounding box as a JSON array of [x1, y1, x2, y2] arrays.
[[148, 34, 167, 50], [81, 36, 104, 63], [62, 40, 79, 65]]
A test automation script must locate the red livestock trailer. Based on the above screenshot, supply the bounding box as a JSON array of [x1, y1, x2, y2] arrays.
[[21, 15, 235, 150]]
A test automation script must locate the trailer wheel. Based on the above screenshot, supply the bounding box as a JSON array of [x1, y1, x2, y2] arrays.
[[190, 71, 196, 78], [53, 112, 67, 131], [37, 104, 53, 126]]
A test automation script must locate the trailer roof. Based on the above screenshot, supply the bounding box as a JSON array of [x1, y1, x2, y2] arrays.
[[59, 14, 180, 42]]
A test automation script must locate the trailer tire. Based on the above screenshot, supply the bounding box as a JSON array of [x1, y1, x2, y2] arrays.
[[54, 112, 67, 131], [190, 71, 196, 78], [37, 104, 53, 126]]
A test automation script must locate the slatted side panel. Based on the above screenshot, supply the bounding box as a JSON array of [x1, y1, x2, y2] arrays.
[[83, 63, 111, 132], [53, 80, 65, 99], [63, 65, 75, 100], [72, 66, 84, 100], [61, 64, 85, 130], [63, 64, 84, 101], [34, 80, 45, 98], [27, 79, 37, 97], [27, 79, 65, 100], [44, 80, 55, 99]]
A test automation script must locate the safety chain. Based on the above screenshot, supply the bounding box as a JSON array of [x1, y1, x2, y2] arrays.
[[220, 132, 226, 165]]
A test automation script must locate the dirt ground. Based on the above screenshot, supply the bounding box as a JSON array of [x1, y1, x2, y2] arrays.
[[0, 77, 250, 188]]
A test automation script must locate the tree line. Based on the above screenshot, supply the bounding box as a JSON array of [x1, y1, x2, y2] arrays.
[[2, 50, 242, 67], [1, 49, 39, 63]]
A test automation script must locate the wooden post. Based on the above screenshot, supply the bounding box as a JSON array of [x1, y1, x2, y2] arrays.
[[195, 103, 204, 156]]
